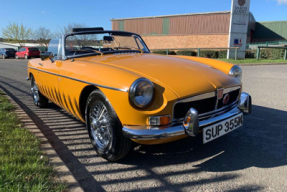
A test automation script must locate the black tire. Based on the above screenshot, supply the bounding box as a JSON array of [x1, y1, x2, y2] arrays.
[[30, 75, 48, 108], [85, 89, 131, 161]]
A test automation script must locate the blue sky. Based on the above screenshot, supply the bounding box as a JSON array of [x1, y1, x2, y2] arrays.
[[0, 0, 286, 36]]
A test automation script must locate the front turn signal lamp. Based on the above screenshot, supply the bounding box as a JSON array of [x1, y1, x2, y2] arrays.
[[183, 108, 199, 137], [148, 115, 171, 126]]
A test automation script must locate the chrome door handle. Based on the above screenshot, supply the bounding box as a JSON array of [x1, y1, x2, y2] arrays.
[[38, 63, 43, 66]]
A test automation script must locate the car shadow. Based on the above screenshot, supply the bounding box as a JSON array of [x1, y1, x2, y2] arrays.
[[122, 105, 287, 172], [1, 76, 286, 191]]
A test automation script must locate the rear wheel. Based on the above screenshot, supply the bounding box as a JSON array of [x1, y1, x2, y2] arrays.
[[30, 75, 48, 108], [2, 55, 5, 59], [25, 54, 29, 59], [85, 90, 131, 161], [15, 55, 18, 59]]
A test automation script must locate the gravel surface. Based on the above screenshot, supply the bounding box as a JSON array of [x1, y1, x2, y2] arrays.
[[0, 58, 286, 192]]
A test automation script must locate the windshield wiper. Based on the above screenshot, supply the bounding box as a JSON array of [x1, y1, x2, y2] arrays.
[[69, 49, 103, 56], [113, 46, 143, 53], [87, 49, 103, 56]]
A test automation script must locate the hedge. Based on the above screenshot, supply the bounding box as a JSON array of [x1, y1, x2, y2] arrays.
[[199, 50, 218, 58], [259, 48, 285, 59], [218, 50, 227, 58], [176, 50, 197, 56], [152, 48, 286, 59], [245, 50, 255, 58], [152, 50, 176, 55], [151, 49, 233, 59]]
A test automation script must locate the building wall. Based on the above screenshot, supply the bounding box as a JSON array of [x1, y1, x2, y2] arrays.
[[112, 12, 231, 50], [142, 34, 229, 49], [168, 13, 230, 35], [111, 12, 230, 36], [0, 43, 19, 50]]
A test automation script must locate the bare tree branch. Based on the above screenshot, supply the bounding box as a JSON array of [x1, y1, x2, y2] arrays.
[[54, 23, 87, 37], [34, 27, 54, 47], [55, 23, 95, 48], [2, 22, 33, 46]]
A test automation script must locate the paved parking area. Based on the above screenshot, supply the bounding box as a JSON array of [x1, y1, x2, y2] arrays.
[[0, 58, 287, 191]]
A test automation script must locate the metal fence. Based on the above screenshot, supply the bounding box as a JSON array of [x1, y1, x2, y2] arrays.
[[247, 40, 287, 50], [150, 47, 240, 60], [256, 46, 287, 60]]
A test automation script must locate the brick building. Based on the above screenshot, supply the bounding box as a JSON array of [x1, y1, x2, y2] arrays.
[[111, 11, 255, 50], [111, 0, 287, 59]]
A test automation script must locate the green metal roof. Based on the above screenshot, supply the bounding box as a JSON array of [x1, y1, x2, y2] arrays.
[[110, 11, 230, 21], [253, 21, 287, 40]]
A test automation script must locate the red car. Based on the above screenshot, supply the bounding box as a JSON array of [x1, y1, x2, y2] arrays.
[[15, 47, 40, 59]]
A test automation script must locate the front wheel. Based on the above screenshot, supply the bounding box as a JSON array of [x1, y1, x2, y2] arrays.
[[15, 55, 18, 59], [30, 75, 48, 108], [25, 54, 29, 59], [85, 90, 131, 161], [2, 55, 5, 59]]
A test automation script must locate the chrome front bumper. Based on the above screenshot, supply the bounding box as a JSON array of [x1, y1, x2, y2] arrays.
[[123, 92, 252, 140]]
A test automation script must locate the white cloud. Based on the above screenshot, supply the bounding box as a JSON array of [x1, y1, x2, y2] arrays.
[[41, 11, 46, 14], [274, 0, 287, 4]]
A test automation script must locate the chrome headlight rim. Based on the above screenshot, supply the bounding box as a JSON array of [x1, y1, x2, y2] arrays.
[[129, 78, 154, 108], [229, 65, 242, 81]]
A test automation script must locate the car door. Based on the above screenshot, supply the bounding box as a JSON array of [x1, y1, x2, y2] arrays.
[[19, 48, 25, 58], [15, 48, 21, 57], [18, 48, 23, 57], [57, 39, 86, 121], [23, 48, 28, 58], [36, 41, 62, 107]]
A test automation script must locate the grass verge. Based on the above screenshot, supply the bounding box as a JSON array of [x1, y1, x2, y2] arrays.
[[218, 59, 287, 64], [0, 91, 67, 191]]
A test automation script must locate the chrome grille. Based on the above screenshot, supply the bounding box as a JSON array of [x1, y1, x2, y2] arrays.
[[173, 86, 241, 121]]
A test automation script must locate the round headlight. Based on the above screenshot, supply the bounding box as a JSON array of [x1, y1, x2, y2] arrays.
[[229, 65, 242, 81], [129, 78, 154, 108]]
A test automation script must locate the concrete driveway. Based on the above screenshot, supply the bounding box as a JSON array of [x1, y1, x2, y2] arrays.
[[0, 58, 286, 191]]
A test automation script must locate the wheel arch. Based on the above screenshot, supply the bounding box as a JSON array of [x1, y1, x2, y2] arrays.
[[29, 72, 33, 79], [79, 85, 99, 121]]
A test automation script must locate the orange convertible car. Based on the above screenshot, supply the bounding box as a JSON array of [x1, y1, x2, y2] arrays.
[[27, 28, 252, 161]]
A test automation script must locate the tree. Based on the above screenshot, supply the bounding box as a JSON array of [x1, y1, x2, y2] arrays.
[[2, 22, 33, 46], [55, 23, 94, 47], [54, 23, 87, 37], [34, 27, 53, 47]]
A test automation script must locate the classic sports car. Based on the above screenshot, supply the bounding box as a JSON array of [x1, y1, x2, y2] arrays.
[[26, 27, 252, 161]]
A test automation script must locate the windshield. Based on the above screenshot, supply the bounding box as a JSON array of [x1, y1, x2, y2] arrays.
[[65, 32, 149, 57], [5, 48, 15, 51], [28, 48, 39, 51]]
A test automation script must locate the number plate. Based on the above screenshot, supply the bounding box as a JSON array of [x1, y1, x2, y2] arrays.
[[203, 113, 243, 144]]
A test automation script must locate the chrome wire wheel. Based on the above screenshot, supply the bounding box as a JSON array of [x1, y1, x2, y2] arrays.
[[2, 55, 5, 59], [25, 54, 28, 59], [89, 101, 112, 149], [86, 89, 131, 161], [31, 77, 40, 105], [30, 75, 48, 108]]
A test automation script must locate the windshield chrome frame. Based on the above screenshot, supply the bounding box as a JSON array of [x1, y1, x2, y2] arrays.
[[62, 30, 150, 59]]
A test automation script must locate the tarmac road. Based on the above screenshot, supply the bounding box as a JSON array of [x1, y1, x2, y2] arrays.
[[0, 58, 287, 192]]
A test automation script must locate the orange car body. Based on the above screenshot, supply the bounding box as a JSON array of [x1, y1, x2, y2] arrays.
[[27, 53, 241, 144]]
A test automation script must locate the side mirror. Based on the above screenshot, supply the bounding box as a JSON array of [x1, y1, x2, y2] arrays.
[[40, 52, 54, 61]]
